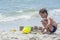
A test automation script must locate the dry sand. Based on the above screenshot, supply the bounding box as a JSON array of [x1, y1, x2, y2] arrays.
[[0, 24, 60, 40]]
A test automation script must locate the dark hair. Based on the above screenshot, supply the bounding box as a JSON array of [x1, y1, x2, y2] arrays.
[[39, 8, 48, 15]]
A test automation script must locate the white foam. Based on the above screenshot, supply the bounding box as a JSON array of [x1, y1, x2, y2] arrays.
[[0, 10, 38, 22], [0, 15, 32, 22], [49, 9, 60, 18], [0, 9, 60, 22]]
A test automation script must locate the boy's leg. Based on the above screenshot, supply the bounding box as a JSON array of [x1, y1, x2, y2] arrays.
[[47, 25, 53, 32], [41, 20, 53, 32]]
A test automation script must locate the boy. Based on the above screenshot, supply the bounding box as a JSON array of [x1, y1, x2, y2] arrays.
[[39, 8, 57, 33]]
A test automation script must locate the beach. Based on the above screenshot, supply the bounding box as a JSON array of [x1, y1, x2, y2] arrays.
[[0, 0, 60, 40], [0, 24, 60, 40]]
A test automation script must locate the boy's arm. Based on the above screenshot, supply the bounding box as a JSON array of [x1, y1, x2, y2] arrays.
[[46, 17, 51, 27]]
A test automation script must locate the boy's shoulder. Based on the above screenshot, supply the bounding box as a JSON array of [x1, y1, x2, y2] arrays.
[[47, 16, 53, 20], [47, 16, 52, 19]]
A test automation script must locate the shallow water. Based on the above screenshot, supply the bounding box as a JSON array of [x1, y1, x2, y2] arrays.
[[0, 0, 60, 31]]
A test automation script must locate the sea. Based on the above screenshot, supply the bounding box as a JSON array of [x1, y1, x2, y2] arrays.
[[0, 0, 60, 31]]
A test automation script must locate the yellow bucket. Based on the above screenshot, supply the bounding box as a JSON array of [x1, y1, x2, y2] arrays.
[[22, 26, 31, 34]]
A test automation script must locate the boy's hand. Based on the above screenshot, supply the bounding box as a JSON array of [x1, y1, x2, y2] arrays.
[[41, 28, 45, 32]]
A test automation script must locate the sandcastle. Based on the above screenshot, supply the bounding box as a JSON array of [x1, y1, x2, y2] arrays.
[[19, 26, 42, 34]]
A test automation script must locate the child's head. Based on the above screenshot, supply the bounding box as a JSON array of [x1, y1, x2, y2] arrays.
[[39, 8, 48, 18]]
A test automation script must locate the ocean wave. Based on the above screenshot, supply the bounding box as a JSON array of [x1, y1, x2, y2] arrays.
[[49, 9, 60, 17], [0, 15, 32, 22], [0, 9, 60, 22], [3, 9, 37, 16]]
